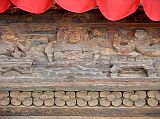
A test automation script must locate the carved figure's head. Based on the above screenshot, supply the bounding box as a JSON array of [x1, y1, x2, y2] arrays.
[[135, 30, 148, 39]]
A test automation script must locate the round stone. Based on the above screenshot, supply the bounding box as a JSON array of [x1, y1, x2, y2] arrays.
[[43, 91, 55, 98], [20, 92, 31, 97], [66, 98, 76, 107], [99, 98, 110, 107], [123, 91, 134, 99], [62, 95, 70, 101], [100, 91, 110, 98], [18, 92, 32, 101], [22, 98, 32, 106], [55, 98, 65, 107], [55, 91, 65, 98], [129, 94, 139, 101], [135, 91, 146, 99], [147, 98, 158, 107], [10, 91, 21, 98], [112, 98, 122, 107], [123, 99, 133, 107], [106, 94, 116, 101], [11, 98, 21, 106], [76, 91, 87, 98], [32, 91, 43, 98], [0, 91, 9, 99], [84, 95, 92, 101], [66, 92, 75, 99], [155, 93, 160, 101], [0, 98, 10, 106], [147, 91, 158, 98], [33, 98, 43, 107], [88, 92, 99, 99], [44, 98, 54, 107], [40, 94, 48, 101], [88, 99, 98, 107], [77, 98, 87, 107], [111, 92, 122, 99], [135, 99, 146, 107]]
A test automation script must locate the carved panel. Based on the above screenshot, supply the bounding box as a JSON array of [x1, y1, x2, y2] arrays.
[[0, 26, 160, 80]]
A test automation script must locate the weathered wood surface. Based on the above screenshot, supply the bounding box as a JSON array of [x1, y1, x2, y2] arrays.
[[0, 9, 160, 27], [0, 106, 160, 117], [0, 10, 160, 91], [0, 79, 160, 91]]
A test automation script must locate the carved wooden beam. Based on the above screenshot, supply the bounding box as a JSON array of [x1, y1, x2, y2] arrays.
[[0, 9, 160, 116]]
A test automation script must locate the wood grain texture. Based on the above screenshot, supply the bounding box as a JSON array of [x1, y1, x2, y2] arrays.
[[0, 106, 160, 117]]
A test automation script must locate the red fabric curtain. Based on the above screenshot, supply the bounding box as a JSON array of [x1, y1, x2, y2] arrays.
[[0, 0, 160, 21], [141, 0, 160, 21], [55, 0, 96, 13], [10, 0, 52, 13], [97, 0, 140, 21], [0, 0, 10, 13]]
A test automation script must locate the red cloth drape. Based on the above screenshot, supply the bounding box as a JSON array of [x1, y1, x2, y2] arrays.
[[141, 0, 160, 21], [97, 0, 140, 21], [0, 0, 10, 13], [55, 0, 96, 13], [11, 0, 52, 14], [0, 0, 160, 21]]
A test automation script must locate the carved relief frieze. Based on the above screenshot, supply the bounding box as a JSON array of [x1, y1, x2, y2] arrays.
[[0, 27, 160, 79]]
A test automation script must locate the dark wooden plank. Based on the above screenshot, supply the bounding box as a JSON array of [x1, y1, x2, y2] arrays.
[[0, 106, 160, 117], [0, 9, 160, 28]]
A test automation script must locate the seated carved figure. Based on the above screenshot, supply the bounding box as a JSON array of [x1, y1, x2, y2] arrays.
[[45, 27, 90, 63], [135, 30, 160, 57], [113, 33, 135, 54]]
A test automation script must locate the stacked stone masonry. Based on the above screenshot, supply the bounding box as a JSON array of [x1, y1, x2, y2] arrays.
[[0, 90, 160, 107]]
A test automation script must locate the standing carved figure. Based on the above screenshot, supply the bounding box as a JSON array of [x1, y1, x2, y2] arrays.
[[0, 31, 31, 58], [0, 31, 32, 75]]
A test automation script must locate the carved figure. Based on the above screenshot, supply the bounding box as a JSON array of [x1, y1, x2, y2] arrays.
[[0, 31, 31, 58], [113, 34, 135, 54], [135, 30, 160, 57], [0, 32, 32, 75]]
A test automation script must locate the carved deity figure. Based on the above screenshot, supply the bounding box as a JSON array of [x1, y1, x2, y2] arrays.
[[135, 30, 160, 56], [45, 27, 90, 63], [113, 33, 135, 54]]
